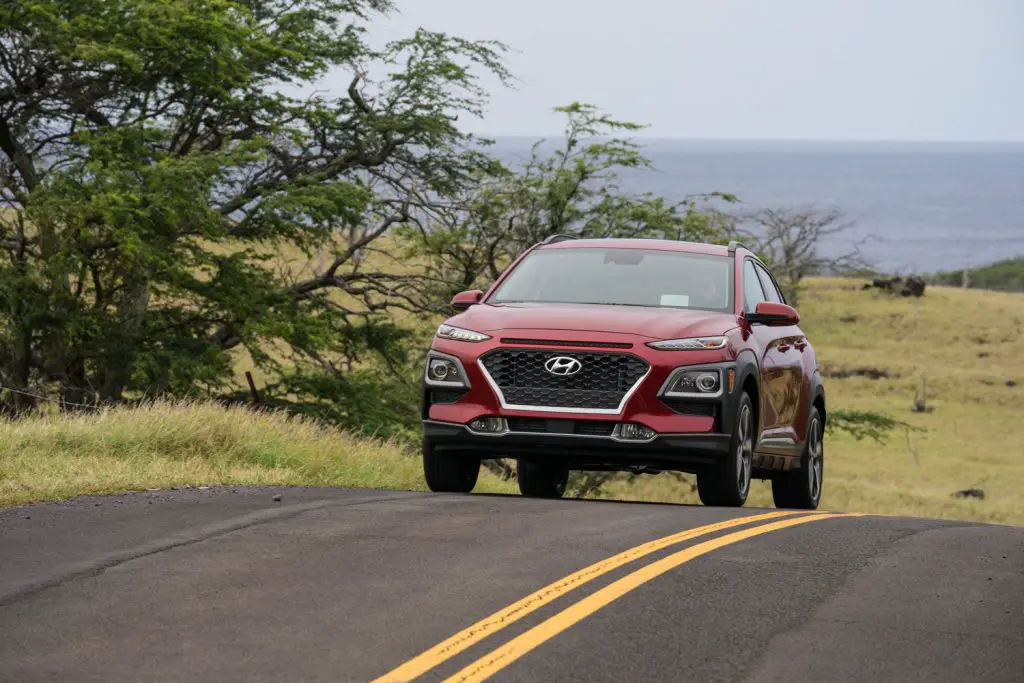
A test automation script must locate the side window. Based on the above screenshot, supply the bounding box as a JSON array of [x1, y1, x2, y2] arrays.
[[742, 260, 767, 312], [754, 263, 784, 303]]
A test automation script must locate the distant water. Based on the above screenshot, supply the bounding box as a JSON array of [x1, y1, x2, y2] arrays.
[[488, 138, 1024, 273]]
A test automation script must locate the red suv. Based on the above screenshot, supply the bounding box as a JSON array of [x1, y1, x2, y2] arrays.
[[421, 237, 826, 509]]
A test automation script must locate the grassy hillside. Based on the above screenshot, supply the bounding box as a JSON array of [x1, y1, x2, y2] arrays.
[[2, 278, 1022, 526], [601, 278, 1024, 525], [0, 402, 515, 507], [930, 257, 1024, 293]]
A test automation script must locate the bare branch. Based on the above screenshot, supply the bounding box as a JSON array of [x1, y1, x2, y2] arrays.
[[727, 205, 870, 304]]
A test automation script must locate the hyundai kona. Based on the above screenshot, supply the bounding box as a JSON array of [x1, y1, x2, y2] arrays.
[[420, 236, 826, 509]]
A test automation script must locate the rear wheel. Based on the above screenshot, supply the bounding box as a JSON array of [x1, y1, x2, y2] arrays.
[[771, 407, 823, 510], [423, 440, 479, 493], [517, 459, 568, 498], [697, 392, 754, 507]]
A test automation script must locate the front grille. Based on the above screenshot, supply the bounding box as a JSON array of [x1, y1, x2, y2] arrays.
[[481, 349, 648, 411], [507, 418, 617, 436]]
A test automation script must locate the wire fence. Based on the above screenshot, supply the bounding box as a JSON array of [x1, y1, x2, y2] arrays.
[[0, 384, 102, 410], [1, 372, 265, 413]]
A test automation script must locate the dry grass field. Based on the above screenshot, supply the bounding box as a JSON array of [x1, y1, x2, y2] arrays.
[[600, 278, 1024, 525]]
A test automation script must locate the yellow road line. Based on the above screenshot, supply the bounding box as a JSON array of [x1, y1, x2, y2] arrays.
[[445, 512, 861, 683], [372, 510, 814, 682]]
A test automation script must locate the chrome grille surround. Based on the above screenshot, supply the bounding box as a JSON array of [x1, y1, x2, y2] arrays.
[[478, 348, 650, 414]]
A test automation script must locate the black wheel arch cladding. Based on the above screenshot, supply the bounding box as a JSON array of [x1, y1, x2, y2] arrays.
[[809, 369, 826, 427], [733, 349, 761, 436]]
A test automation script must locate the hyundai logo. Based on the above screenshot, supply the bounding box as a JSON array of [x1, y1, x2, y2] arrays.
[[544, 356, 582, 377]]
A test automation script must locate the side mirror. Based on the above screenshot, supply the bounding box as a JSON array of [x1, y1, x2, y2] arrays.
[[746, 301, 800, 326], [451, 289, 484, 312]]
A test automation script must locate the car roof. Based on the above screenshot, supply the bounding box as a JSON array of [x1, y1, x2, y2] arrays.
[[537, 238, 734, 257]]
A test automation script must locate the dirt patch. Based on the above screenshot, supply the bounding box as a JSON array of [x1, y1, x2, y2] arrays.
[[821, 366, 899, 380]]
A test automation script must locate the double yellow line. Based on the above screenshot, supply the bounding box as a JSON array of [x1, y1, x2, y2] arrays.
[[374, 509, 859, 683]]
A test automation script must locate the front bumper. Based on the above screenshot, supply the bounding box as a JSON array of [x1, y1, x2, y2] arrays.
[[423, 345, 744, 472], [424, 420, 732, 473], [425, 344, 744, 428]]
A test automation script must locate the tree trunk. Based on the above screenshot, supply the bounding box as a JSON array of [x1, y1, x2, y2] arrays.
[[99, 278, 151, 402], [6, 325, 36, 414], [62, 355, 94, 410]]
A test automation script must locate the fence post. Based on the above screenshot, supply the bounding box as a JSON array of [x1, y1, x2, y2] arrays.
[[244, 371, 262, 406]]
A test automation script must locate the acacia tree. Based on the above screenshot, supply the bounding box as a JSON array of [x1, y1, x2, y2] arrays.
[[394, 103, 736, 311], [0, 0, 508, 430]]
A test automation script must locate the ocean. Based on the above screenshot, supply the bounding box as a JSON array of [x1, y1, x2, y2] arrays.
[[488, 138, 1024, 273]]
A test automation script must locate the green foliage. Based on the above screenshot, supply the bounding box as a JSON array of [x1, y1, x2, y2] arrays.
[[0, 0, 508, 432], [395, 102, 736, 309], [930, 257, 1024, 293], [827, 408, 918, 443]]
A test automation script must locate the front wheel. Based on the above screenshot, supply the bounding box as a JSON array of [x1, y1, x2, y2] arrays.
[[423, 441, 479, 493], [516, 459, 568, 498], [771, 407, 823, 510], [697, 392, 754, 507]]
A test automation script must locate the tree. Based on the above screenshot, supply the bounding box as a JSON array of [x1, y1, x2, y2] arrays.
[[0, 0, 509, 432], [394, 103, 736, 311], [726, 206, 868, 304]]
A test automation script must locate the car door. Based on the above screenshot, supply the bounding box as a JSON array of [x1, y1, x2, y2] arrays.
[[741, 259, 783, 442], [752, 262, 807, 451]]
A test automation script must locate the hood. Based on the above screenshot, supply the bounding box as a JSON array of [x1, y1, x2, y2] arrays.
[[449, 303, 737, 340]]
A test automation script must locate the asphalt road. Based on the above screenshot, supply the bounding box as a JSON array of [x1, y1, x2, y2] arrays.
[[1, 486, 1022, 683]]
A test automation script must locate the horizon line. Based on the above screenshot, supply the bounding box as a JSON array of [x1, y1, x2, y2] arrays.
[[474, 134, 1024, 145]]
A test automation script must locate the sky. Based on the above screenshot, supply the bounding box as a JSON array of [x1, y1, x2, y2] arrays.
[[347, 0, 1024, 141]]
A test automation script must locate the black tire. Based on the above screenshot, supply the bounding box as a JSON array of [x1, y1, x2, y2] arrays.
[[516, 459, 568, 498], [771, 407, 823, 510], [697, 392, 754, 507], [422, 440, 479, 493]]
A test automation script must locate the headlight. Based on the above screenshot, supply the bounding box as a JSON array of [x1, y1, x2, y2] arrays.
[[662, 369, 722, 397], [436, 324, 491, 343], [424, 352, 470, 388], [647, 336, 728, 351]]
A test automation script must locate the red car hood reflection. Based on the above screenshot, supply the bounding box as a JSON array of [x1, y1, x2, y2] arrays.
[[450, 303, 737, 340]]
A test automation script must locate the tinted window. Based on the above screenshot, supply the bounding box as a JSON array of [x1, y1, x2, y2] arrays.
[[490, 248, 734, 312], [742, 260, 767, 312], [755, 263, 783, 303]]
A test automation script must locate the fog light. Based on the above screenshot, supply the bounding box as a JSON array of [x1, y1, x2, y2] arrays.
[[618, 423, 656, 441], [696, 373, 719, 393], [429, 359, 452, 381], [469, 417, 507, 434], [425, 353, 468, 388], [664, 369, 722, 397]]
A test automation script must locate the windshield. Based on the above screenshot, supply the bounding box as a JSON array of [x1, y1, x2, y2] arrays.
[[489, 247, 734, 312]]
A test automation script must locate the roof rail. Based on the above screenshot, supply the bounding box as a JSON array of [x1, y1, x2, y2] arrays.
[[540, 234, 577, 245], [727, 240, 751, 254]]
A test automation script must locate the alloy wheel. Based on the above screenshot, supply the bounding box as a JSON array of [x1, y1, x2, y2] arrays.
[[807, 415, 823, 503], [736, 403, 753, 498]]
